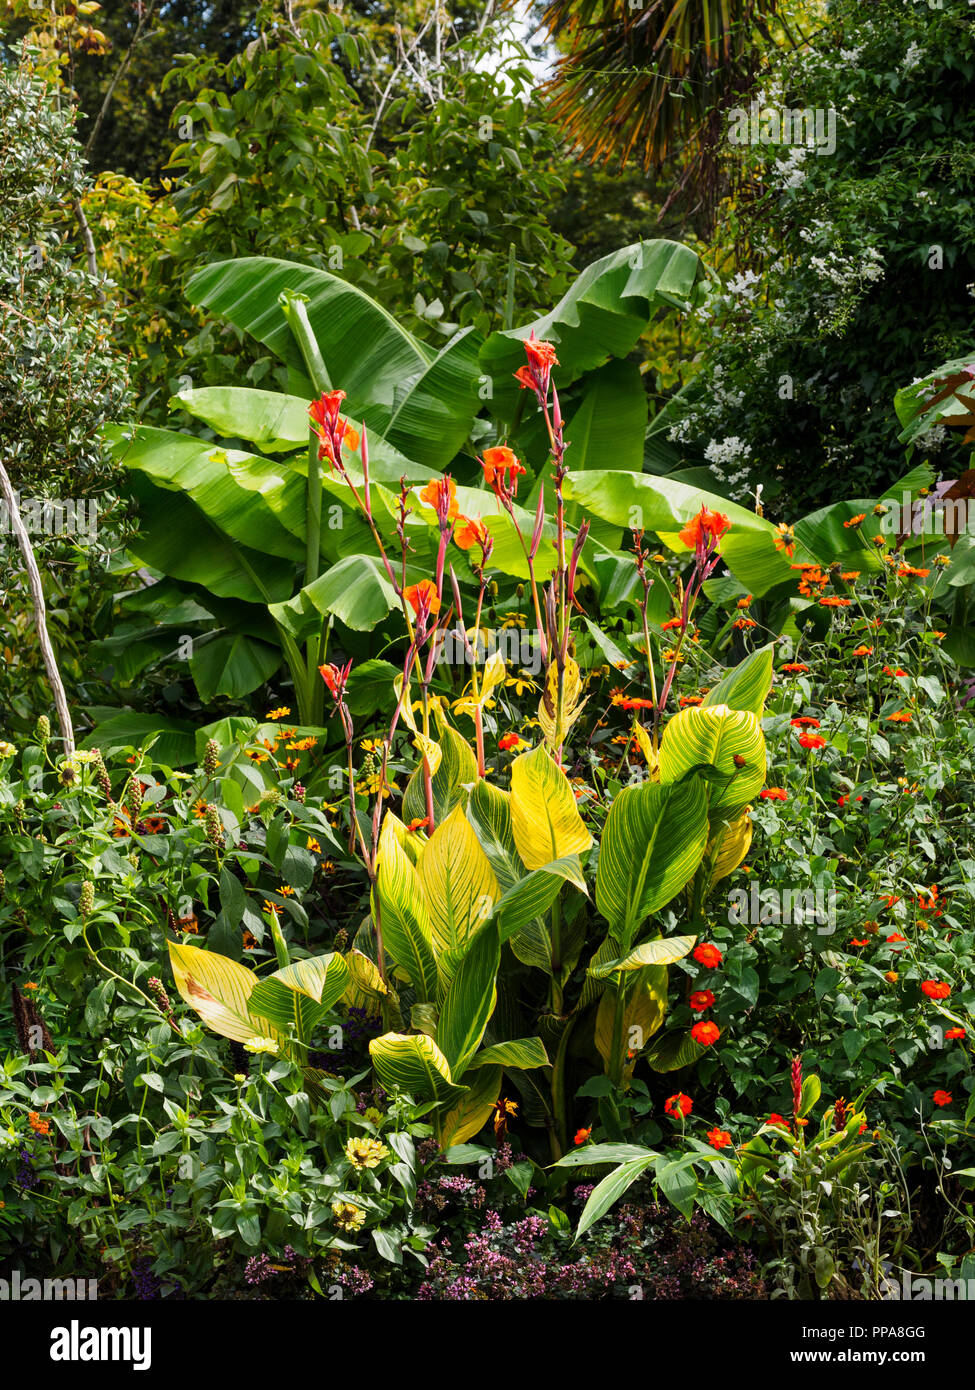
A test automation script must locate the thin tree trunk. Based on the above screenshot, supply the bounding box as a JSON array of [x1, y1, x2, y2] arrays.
[[0, 463, 76, 755], [82, 0, 159, 162]]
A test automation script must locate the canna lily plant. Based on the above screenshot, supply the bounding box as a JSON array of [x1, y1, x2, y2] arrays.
[[164, 334, 773, 1158]]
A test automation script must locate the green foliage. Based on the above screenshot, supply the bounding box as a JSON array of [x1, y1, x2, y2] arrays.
[[667, 0, 975, 513]]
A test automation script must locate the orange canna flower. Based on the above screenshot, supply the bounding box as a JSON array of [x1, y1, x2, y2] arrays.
[[573, 1127, 592, 1146], [403, 580, 441, 617], [481, 445, 526, 498], [454, 515, 489, 551], [678, 507, 731, 553], [419, 476, 459, 521]]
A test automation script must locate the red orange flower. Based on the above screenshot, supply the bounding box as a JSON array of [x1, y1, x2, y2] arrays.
[[780, 662, 809, 673], [921, 980, 951, 1000], [852, 645, 873, 656], [498, 733, 523, 751], [691, 1021, 721, 1046], [573, 1127, 592, 1146], [706, 1128, 732, 1150], [693, 943, 723, 969], [760, 787, 787, 801], [932, 1090, 952, 1107], [791, 716, 820, 728], [843, 514, 866, 528], [664, 1092, 693, 1119], [797, 732, 827, 749], [945, 1027, 966, 1040], [689, 990, 715, 1011]]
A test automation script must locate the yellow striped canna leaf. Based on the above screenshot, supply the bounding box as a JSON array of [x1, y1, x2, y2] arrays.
[[167, 939, 273, 1045], [657, 703, 766, 813], [595, 965, 668, 1078], [595, 777, 708, 944], [510, 743, 593, 871], [417, 804, 499, 957], [368, 1031, 468, 1106], [402, 724, 477, 826], [437, 1064, 503, 1148], [376, 833, 439, 1002], [707, 806, 753, 885], [538, 656, 587, 751], [341, 949, 390, 1010], [702, 645, 775, 719]]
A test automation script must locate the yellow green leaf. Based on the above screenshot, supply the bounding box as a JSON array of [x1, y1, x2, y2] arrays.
[[510, 743, 593, 871], [167, 939, 268, 1044], [417, 805, 499, 957]]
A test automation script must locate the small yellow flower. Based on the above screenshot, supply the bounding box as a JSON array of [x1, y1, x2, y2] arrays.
[[0, 742, 15, 758], [265, 706, 291, 720], [345, 1136, 389, 1170], [306, 837, 321, 853], [331, 1200, 367, 1232], [243, 1035, 279, 1056], [363, 1107, 384, 1126], [233, 1073, 247, 1084]]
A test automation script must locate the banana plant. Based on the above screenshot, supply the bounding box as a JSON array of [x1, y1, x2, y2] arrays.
[[96, 239, 801, 743]]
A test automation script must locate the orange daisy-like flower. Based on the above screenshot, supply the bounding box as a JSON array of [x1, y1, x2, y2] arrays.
[[689, 989, 715, 1011], [921, 980, 951, 1000], [706, 1128, 732, 1150], [661, 617, 685, 631], [733, 617, 757, 629], [791, 716, 820, 728], [932, 1090, 952, 1107], [898, 565, 930, 579], [885, 710, 912, 723], [797, 732, 827, 749], [403, 580, 441, 618], [679, 695, 703, 708], [780, 662, 809, 674], [843, 514, 866, 528], [573, 1127, 592, 1146], [852, 645, 874, 656], [406, 817, 430, 832], [767, 1113, 790, 1131], [760, 787, 787, 801], [664, 1092, 693, 1119], [28, 1111, 51, 1136], [773, 522, 796, 557], [820, 596, 852, 608], [498, 733, 523, 751], [882, 666, 908, 678], [945, 1027, 966, 1040], [693, 943, 723, 969], [849, 938, 870, 948], [691, 1021, 720, 1046]]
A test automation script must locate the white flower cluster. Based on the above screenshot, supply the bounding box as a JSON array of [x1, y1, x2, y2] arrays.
[[705, 435, 752, 466], [902, 41, 924, 73], [773, 145, 807, 189]]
